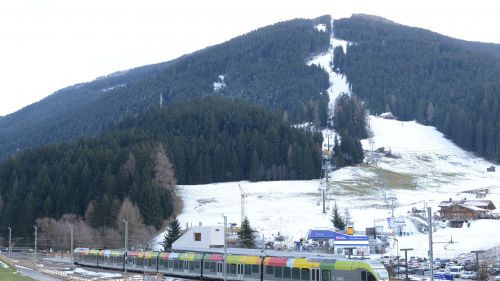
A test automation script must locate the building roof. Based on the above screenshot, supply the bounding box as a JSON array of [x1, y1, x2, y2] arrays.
[[438, 200, 496, 210], [440, 203, 488, 213]]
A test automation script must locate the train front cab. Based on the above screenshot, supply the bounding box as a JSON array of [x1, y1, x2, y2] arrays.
[[157, 252, 203, 278], [126, 251, 160, 273], [73, 248, 99, 267], [98, 250, 125, 270], [262, 257, 388, 281]]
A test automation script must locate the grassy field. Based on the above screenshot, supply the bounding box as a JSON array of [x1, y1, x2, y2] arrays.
[[0, 262, 36, 281]]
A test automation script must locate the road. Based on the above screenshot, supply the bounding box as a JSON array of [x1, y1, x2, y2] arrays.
[[16, 265, 62, 281]]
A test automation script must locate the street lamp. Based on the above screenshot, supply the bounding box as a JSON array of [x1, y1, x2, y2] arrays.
[[69, 224, 74, 263], [400, 248, 414, 281], [393, 238, 399, 279], [33, 226, 38, 263], [222, 214, 227, 281], [471, 250, 485, 273], [123, 219, 128, 273], [8, 227, 11, 258]]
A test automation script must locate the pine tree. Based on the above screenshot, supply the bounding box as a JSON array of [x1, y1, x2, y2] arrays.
[[162, 217, 182, 251], [238, 217, 255, 248], [331, 201, 345, 231]]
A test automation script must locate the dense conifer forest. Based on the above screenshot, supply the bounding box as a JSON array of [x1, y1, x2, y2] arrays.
[[0, 97, 323, 236], [0, 16, 331, 161], [333, 14, 500, 162]]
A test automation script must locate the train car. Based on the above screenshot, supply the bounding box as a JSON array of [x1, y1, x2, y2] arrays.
[[74, 248, 99, 267], [263, 256, 389, 281], [98, 249, 125, 271], [156, 252, 203, 278], [126, 251, 160, 273], [202, 253, 262, 281]]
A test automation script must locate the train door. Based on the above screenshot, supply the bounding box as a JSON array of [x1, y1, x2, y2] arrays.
[[216, 262, 224, 278], [312, 268, 320, 281], [183, 260, 189, 273], [237, 264, 245, 279]]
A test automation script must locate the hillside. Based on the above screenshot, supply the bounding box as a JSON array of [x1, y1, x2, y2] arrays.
[[0, 15, 331, 161], [164, 116, 500, 258], [333, 14, 500, 163], [0, 97, 323, 237]]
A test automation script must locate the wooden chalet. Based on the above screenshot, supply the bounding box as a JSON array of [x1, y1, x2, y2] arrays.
[[438, 199, 496, 220]]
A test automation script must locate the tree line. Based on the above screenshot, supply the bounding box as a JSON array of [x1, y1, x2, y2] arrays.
[[0, 96, 323, 237]]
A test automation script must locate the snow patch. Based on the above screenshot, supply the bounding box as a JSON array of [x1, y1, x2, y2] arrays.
[[314, 24, 326, 32], [213, 75, 226, 92], [101, 83, 125, 92], [71, 268, 122, 278]]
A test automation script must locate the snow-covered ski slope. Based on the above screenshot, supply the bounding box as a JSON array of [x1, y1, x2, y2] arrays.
[[157, 22, 500, 259]]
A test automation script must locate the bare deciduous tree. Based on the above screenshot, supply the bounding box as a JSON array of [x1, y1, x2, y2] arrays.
[[152, 143, 177, 190]]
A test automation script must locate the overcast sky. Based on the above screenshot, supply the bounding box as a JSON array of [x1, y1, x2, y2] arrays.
[[1, 0, 499, 116]]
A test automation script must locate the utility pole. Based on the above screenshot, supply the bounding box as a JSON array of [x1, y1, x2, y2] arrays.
[[400, 248, 414, 281], [8, 227, 11, 258], [33, 226, 38, 263], [69, 224, 74, 263], [123, 219, 128, 273], [388, 197, 397, 219], [223, 215, 227, 281], [471, 250, 485, 274], [427, 207, 434, 281]]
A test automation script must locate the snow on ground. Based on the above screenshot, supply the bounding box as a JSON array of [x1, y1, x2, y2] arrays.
[[159, 116, 500, 258], [70, 268, 122, 278], [307, 32, 351, 111]]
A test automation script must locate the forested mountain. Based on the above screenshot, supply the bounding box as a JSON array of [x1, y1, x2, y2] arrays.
[[333, 14, 500, 162], [0, 97, 323, 236], [0, 15, 330, 161]]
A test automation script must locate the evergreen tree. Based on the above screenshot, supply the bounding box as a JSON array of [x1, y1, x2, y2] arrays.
[[331, 201, 345, 231], [162, 217, 182, 251], [238, 217, 255, 248]]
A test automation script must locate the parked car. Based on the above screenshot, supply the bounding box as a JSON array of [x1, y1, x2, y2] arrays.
[[494, 275, 500, 281], [461, 271, 474, 279]]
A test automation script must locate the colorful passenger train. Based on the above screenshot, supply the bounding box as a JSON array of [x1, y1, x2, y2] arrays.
[[74, 248, 389, 281]]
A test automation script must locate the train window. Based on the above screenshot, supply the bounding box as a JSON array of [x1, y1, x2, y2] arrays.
[[321, 270, 331, 281], [266, 266, 274, 275], [195, 261, 201, 269], [168, 260, 173, 269], [292, 268, 301, 280], [229, 264, 237, 274], [204, 261, 211, 270], [252, 265, 260, 273], [284, 267, 292, 278], [301, 268, 310, 280], [275, 266, 283, 278], [211, 262, 217, 272], [362, 271, 367, 281], [245, 264, 252, 275], [189, 261, 194, 270], [174, 260, 181, 269], [367, 273, 376, 281]]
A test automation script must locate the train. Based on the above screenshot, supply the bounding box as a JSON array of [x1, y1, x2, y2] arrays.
[[74, 247, 389, 281]]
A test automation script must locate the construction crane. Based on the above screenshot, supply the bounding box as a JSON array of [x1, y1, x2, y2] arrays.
[[239, 184, 249, 224]]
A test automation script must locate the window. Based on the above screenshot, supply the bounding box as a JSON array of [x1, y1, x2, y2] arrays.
[[266, 266, 274, 275], [229, 264, 237, 274], [367, 273, 376, 281], [211, 262, 217, 272], [245, 264, 252, 275], [301, 268, 310, 280], [275, 266, 283, 278], [194, 261, 201, 269], [194, 232, 202, 241], [322, 270, 331, 281], [284, 267, 292, 278], [292, 268, 301, 280], [362, 271, 367, 281], [204, 261, 211, 270], [252, 265, 260, 273]]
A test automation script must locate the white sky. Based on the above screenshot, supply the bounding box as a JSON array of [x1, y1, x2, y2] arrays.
[[1, 0, 499, 116]]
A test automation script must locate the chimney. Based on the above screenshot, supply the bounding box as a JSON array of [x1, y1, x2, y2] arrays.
[[199, 222, 202, 227], [449, 198, 452, 202]]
